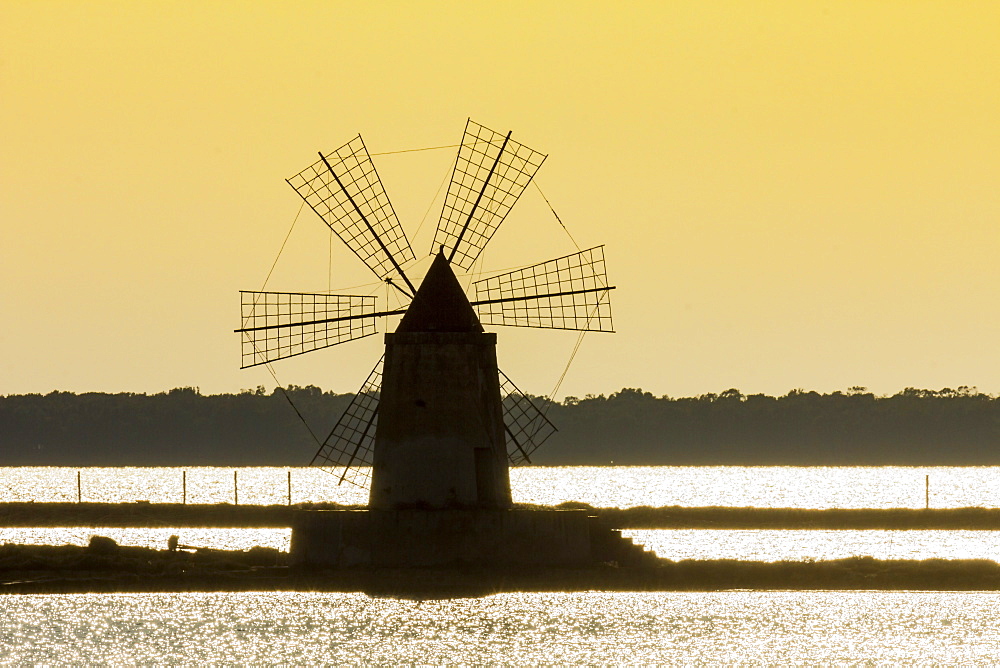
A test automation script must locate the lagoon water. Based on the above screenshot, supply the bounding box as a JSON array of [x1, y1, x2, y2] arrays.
[[4, 466, 1000, 662], [5, 466, 1000, 560], [2, 591, 1000, 663], [623, 529, 1000, 562], [4, 465, 1000, 508]]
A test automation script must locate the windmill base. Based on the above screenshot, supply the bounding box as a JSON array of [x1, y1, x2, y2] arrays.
[[290, 509, 652, 568]]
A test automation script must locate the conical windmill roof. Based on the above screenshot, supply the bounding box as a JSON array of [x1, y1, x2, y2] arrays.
[[396, 252, 484, 333]]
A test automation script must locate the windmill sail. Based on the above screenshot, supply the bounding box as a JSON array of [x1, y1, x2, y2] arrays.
[[499, 369, 557, 465], [310, 355, 383, 489], [312, 361, 552, 492], [433, 119, 546, 270], [238, 291, 377, 368], [472, 246, 614, 332], [287, 136, 417, 293]]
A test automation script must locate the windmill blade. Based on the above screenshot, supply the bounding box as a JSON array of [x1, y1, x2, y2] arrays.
[[499, 369, 557, 465], [237, 291, 383, 368], [433, 119, 547, 270], [471, 246, 615, 332], [310, 355, 383, 489], [287, 136, 417, 294]]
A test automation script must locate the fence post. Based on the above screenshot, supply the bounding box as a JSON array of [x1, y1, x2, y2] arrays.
[[182, 470, 187, 505], [925, 474, 930, 510], [77, 471, 82, 503], [234, 470, 239, 506], [287, 470, 292, 506]]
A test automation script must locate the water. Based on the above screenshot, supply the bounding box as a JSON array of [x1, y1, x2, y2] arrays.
[[4, 466, 1000, 661], [3, 465, 999, 508], [1, 591, 999, 663], [4, 465, 1000, 560], [624, 529, 1000, 562], [0, 527, 291, 552]]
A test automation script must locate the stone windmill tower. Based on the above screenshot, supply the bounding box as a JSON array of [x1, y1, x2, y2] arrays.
[[236, 120, 637, 567]]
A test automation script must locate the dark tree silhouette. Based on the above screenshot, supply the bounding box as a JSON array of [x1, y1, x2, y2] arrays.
[[2, 386, 999, 465]]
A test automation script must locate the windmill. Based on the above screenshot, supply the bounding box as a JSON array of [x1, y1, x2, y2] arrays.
[[236, 119, 614, 514]]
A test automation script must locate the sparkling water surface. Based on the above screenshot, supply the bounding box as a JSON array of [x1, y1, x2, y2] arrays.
[[1, 591, 999, 663], [5, 466, 1000, 560], [0, 527, 291, 552], [623, 529, 1000, 562], [3, 465, 998, 508], [4, 467, 1000, 662]]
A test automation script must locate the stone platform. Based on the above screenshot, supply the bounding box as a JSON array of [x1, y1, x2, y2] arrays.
[[290, 509, 657, 568]]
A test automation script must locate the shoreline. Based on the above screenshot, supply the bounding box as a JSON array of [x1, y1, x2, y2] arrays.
[[4, 502, 1000, 530], [4, 543, 1000, 595]]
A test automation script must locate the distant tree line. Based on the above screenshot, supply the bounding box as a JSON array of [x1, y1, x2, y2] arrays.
[[541, 386, 1000, 465], [2, 385, 999, 466], [0, 386, 348, 466]]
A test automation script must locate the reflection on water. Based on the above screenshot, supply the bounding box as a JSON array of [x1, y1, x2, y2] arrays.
[[0, 467, 367, 506], [0, 527, 289, 552], [2, 466, 999, 508], [5, 467, 998, 661], [511, 466, 1000, 509], [625, 529, 1000, 562], [1, 591, 999, 663]]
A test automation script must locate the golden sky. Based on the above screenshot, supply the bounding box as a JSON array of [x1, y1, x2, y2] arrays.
[[2, 1, 998, 398]]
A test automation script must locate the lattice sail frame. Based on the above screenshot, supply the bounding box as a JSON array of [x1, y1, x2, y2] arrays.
[[433, 119, 547, 270], [240, 291, 377, 368], [310, 356, 383, 489], [312, 362, 553, 490], [499, 370, 557, 465], [287, 135, 415, 282], [472, 246, 613, 332]]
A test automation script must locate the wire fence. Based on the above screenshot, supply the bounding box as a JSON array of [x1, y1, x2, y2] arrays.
[[0, 468, 368, 506]]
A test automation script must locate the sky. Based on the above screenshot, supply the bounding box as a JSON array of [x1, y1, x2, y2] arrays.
[[2, 1, 998, 400]]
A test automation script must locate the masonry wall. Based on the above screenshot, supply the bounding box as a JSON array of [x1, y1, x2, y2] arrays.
[[370, 332, 511, 510], [290, 509, 596, 567]]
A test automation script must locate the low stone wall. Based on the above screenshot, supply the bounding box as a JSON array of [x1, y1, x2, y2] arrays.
[[291, 509, 606, 567]]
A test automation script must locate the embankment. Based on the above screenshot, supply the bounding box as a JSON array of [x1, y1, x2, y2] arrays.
[[3, 502, 1000, 530], [3, 542, 1000, 594]]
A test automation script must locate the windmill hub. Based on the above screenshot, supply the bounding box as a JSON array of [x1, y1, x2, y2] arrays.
[[236, 120, 648, 569]]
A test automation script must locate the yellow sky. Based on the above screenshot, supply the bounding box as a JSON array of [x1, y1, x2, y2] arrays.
[[2, 1, 998, 398]]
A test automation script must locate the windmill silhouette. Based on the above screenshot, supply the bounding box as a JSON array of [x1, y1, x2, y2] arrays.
[[236, 119, 614, 511]]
